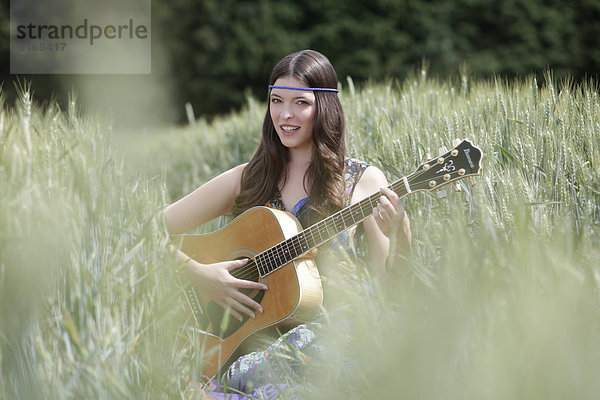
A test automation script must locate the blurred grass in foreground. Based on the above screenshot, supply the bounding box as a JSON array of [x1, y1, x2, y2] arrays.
[[1, 70, 599, 399], [0, 87, 183, 398]]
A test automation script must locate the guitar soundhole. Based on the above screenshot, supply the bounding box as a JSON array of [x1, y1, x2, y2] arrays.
[[207, 257, 265, 339]]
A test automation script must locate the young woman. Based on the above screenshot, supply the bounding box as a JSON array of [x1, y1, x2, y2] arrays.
[[163, 50, 411, 391]]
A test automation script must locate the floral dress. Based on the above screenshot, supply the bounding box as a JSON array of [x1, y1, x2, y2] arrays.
[[217, 158, 369, 395]]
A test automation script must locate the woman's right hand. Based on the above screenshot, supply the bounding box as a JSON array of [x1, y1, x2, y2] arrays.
[[183, 258, 268, 322]]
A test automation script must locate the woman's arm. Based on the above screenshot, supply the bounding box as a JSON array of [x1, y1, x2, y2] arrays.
[[162, 163, 268, 321], [351, 166, 412, 281], [164, 163, 247, 233]]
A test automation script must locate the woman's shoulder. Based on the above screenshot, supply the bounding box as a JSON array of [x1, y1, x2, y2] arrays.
[[358, 164, 387, 184], [342, 157, 379, 204], [206, 162, 249, 201], [233, 162, 249, 172], [351, 162, 388, 198], [222, 163, 249, 183], [220, 162, 248, 183]]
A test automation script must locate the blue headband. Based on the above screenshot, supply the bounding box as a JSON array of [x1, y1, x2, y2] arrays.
[[268, 85, 339, 93]]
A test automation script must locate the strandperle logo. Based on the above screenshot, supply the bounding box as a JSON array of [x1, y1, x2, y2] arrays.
[[10, 0, 151, 74], [16, 18, 149, 46]]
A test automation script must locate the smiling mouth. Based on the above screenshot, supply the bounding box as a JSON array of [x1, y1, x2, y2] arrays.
[[280, 125, 300, 136]]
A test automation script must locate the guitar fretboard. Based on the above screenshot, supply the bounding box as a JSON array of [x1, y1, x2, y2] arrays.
[[248, 139, 482, 276], [254, 179, 409, 276]]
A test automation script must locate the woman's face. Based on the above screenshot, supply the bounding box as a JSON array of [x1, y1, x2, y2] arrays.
[[269, 76, 317, 153]]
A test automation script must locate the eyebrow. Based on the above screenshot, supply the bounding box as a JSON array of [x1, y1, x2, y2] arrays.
[[270, 93, 313, 100]]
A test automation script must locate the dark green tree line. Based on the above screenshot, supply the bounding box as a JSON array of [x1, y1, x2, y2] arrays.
[[157, 0, 599, 118]]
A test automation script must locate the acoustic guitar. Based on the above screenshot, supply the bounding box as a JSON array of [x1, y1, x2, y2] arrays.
[[175, 139, 483, 377]]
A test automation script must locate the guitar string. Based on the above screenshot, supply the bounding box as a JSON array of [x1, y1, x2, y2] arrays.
[[254, 181, 394, 278], [230, 165, 448, 281], [230, 160, 466, 280], [230, 168, 435, 281], [241, 145, 481, 279], [256, 145, 483, 278], [235, 171, 435, 281], [233, 192, 378, 281]]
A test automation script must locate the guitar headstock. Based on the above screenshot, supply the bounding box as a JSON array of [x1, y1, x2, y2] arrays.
[[408, 139, 483, 192]]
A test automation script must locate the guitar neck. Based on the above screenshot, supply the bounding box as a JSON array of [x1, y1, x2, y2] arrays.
[[253, 139, 483, 276], [254, 179, 409, 276]]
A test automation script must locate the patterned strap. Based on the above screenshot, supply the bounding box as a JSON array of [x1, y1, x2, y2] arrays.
[[342, 158, 370, 206]]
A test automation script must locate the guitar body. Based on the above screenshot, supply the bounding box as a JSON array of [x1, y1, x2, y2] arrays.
[[178, 206, 323, 378]]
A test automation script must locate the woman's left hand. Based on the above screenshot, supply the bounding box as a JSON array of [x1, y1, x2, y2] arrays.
[[373, 186, 407, 238]]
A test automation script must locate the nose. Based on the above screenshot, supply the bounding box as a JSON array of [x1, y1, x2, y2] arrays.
[[281, 102, 293, 119]]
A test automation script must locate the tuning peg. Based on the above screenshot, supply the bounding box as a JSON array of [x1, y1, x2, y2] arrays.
[[438, 146, 448, 156], [453, 138, 462, 147], [468, 177, 477, 186], [436, 188, 447, 198], [425, 152, 432, 162], [453, 182, 462, 192]]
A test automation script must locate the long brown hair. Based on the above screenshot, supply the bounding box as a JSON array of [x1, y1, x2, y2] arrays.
[[231, 50, 346, 220]]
